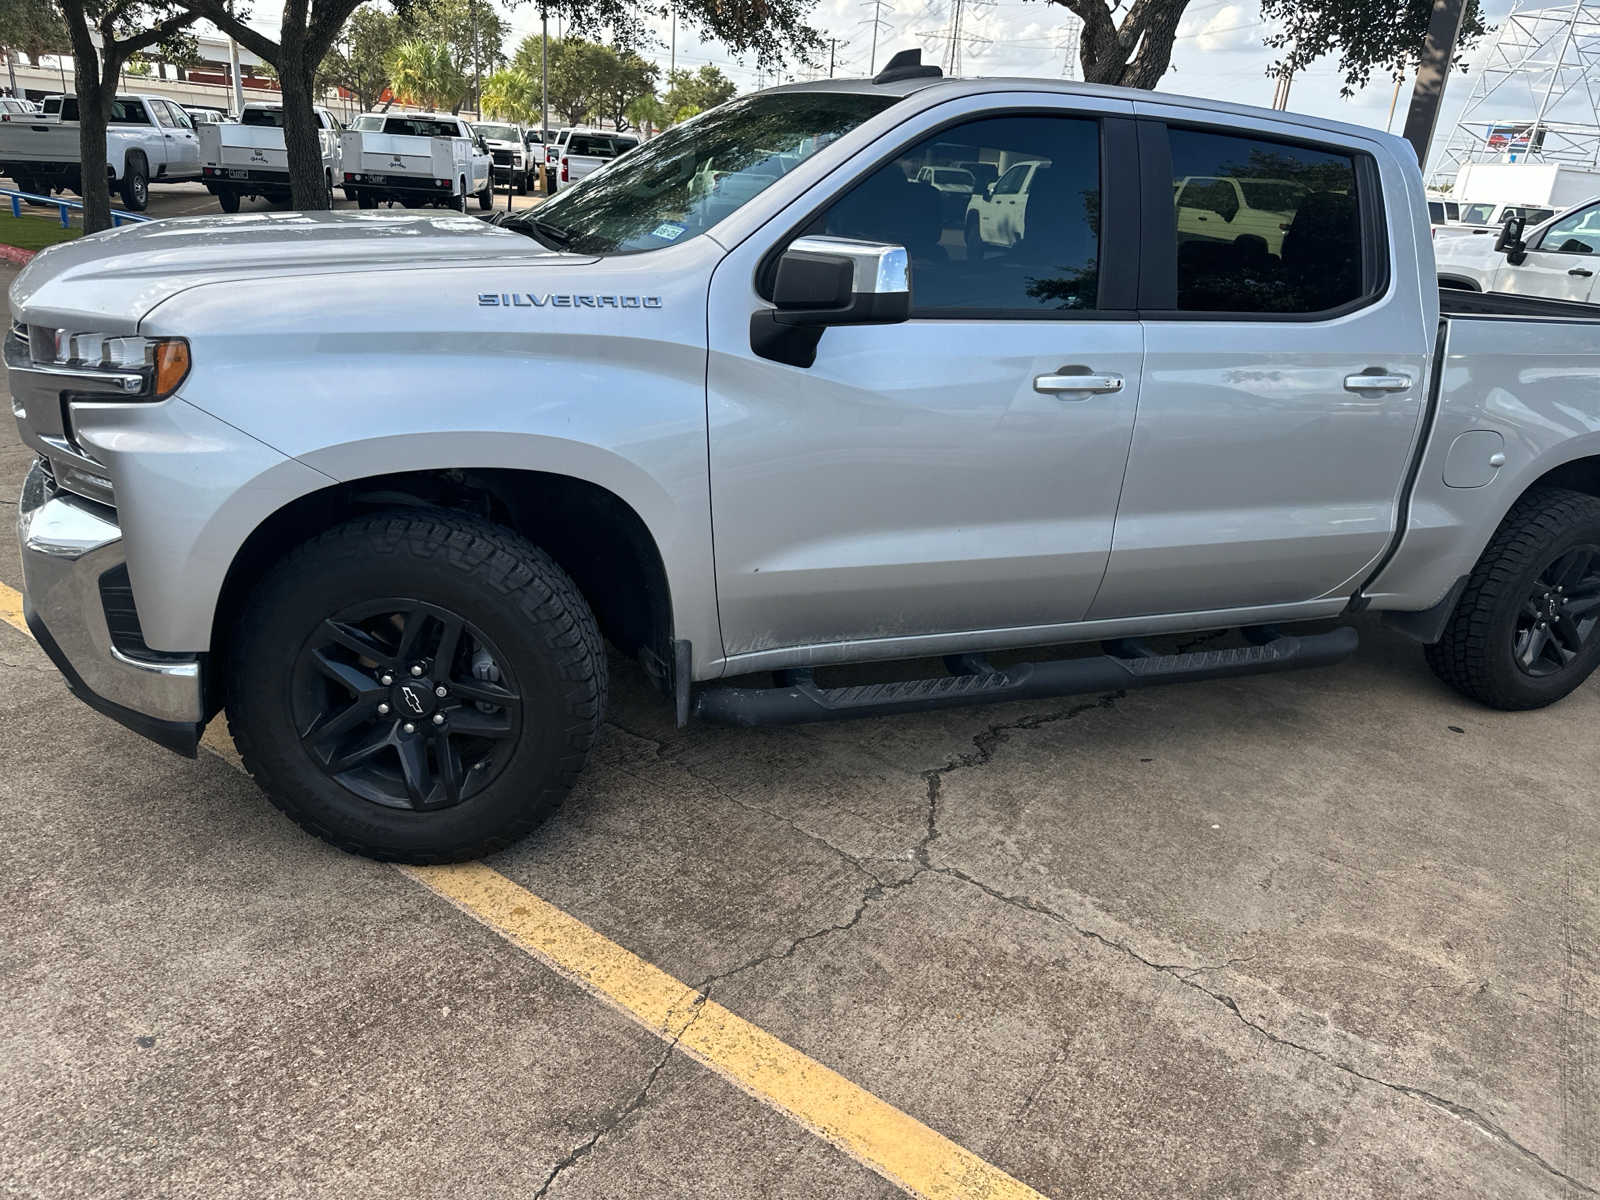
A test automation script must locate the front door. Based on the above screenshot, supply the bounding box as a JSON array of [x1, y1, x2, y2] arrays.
[[1090, 120, 1433, 620], [1492, 201, 1600, 302], [707, 107, 1145, 662]]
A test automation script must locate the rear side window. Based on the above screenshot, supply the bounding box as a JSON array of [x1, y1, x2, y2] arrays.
[[567, 134, 618, 157], [1166, 129, 1367, 315]]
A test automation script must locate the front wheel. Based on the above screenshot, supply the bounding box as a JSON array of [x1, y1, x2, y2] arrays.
[[226, 511, 607, 862], [1425, 487, 1600, 709]]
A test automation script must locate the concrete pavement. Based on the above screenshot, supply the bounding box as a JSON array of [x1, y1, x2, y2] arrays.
[[0, 260, 1595, 1198]]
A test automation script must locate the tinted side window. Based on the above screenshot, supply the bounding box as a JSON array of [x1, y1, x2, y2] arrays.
[[814, 114, 1100, 315], [1537, 204, 1600, 254], [1168, 129, 1364, 314]]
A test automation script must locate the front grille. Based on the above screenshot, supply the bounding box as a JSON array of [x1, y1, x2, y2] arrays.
[[492, 149, 513, 166]]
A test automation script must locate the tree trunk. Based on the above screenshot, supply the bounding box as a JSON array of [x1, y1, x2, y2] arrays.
[[278, 38, 329, 210], [75, 54, 117, 233]]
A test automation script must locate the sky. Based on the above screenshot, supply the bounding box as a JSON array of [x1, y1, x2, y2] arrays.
[[226, 0, 1583, 175]]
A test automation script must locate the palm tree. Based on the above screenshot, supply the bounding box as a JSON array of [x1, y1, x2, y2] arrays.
[[624, 93, 666, 138], [388, 39, 467, 111], [481, 67, 535, 123]]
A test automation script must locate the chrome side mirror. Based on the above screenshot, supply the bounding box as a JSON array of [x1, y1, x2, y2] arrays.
[[752, 236, 911, 368]]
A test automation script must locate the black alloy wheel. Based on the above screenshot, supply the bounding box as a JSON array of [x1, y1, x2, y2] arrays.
[[1512, 543, 1600, 677], [291, 599, 522, 811]]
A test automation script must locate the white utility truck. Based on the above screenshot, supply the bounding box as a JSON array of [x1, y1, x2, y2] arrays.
[[340, 111, 493, 210], [198, 102, 343, 212]]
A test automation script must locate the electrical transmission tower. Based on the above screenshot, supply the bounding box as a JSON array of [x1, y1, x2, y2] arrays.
[[1058, 14, 1082, 79], [859, 0, 896, 74], [1434, 0, 1600, 181]]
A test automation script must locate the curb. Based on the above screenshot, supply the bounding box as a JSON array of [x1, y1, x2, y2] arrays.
[[0, 244, 36, 265]]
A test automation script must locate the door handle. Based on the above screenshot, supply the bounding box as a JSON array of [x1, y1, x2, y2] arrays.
[[1343, 373, 1412, 393], [1569, 267, 1593, 277], [1035, 370, 1124, 396]]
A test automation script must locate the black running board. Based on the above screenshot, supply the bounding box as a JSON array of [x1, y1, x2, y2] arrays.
[[693, 627, 1359, 727]]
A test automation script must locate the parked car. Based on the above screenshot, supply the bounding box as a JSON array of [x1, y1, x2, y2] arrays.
[[550, 129, 637, 193], [0, 92, 201, 210], [12, 51, 1600, 864], [1174, 174, 1305, 256], [185, 106, 230, 126], [963, 156, 1046, 253], [0, 96, 40, 121], [1449, 201, 1557, 236], [1435, 198, 1600, 302], [199, 101, 342, 212], [1427, 194, 1460, 227], [542, 127, 572, 190], [915, 163, 977, 224], [340, 111, 492, 210], [473, 120, 531, 193]]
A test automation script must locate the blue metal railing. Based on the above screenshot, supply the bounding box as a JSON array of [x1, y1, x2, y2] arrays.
[[1, 187, 151, 229]]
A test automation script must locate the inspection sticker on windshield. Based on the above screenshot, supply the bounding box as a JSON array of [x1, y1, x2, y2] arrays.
[[651, 222, 687, 241]]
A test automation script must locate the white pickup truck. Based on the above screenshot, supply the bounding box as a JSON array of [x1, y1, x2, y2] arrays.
[[549, 128, 637, 193], [340, 111, 493, 210], [0, 93, 201, 211], [199, 101, 343, 212], [1435, 197, 1600, 302]]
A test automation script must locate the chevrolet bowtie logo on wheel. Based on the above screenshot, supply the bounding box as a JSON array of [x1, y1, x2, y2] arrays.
[[400, 686, 425, 715]]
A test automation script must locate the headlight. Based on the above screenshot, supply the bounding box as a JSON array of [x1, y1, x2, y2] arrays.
[[32, 329, 191, 399]]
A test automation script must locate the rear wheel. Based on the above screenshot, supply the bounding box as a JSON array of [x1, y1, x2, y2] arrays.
[[964, 212, 982, 261], [119, 156, 148, 211], [216, 186, 241, 213], [478, 180, 493, 210], [356, 190, 376, 209], [456, 177, 468, 212], [1425, 487, 1600, 709], [226, 511, 607, 862]]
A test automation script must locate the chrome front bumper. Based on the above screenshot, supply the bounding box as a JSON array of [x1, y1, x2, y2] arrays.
[[18, 459, 203, 755]]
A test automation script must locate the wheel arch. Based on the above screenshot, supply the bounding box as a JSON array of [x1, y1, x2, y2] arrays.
[[209, 467, 680, 718], [1437, 274, 1481, 291]]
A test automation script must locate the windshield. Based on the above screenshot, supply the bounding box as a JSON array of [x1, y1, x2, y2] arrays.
[[1462, 203, 1497, 224], [509, 90, 896, 255], [477, 123, 518, 141]]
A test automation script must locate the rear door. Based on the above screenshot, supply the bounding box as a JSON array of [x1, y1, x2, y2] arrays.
[[1089, 115, 1433, 619], [1490, 201, 1600, 302], [707, 98, 1146, 660]]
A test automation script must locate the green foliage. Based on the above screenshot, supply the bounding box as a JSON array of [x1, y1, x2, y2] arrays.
[[1258, 0, 1488, 97], [481, 66, 536, 122], [662, 65, 736, 119], [318, 5, 399, 113], [624, 91, 666, 136], [519, 0, 819, 71], [0, 0, 68, 61], [389, 36, 468, 110], [411, 0, 507, 104]]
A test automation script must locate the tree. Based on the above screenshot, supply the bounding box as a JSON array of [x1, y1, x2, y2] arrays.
[[1, 0, 68, 68], [662, 65, 736, 119], [624, 91, 666, 138], [1258, 0, 1487, 98], [481, 66, 536, 123], [318, 4, 398, 114], [412, 0, 507, 112], [57, 0, 199, 232], [597, 49, 657, 131], [1050, 0, 1486, 93], [389, 37, 467, 111], [178, 0, 385, 210]]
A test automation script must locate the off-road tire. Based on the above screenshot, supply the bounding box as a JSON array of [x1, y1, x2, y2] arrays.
[[226, 511, 607, 862], [1425, 486, 1600, 710]]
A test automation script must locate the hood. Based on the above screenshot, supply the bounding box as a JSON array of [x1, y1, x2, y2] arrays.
[[1432, 227, 1506, 272], [484, 138, 522, 151], [9, 209, 577, 331]]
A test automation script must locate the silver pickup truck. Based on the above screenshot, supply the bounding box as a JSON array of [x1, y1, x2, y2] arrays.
[[10, 54, 1600, 863]]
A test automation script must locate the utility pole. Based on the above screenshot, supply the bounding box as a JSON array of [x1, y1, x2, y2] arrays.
[[471, 0, 480, 117], [227, 0, 244, 113], [541, 4, 549, 186], [829, 38, 837, 78], [1401, 0, 1470, 167], [670, 8, 676, 78], [6, 51, 18, 99]]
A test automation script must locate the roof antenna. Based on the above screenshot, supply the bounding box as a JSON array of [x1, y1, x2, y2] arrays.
[[873, 48, 943, 84]]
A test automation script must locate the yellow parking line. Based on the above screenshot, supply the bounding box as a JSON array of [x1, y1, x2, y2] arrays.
[[0, 577, 1046, 1200]]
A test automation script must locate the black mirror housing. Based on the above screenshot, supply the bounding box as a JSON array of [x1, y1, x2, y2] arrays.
[[1495, 213, 1528, 263]]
